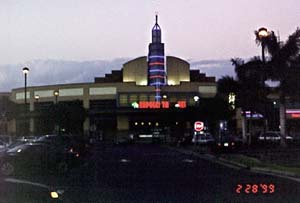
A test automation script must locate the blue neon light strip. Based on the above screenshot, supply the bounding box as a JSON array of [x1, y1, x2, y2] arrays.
[[149, 55, 164, 59], [149, 82, 164, 86], [149, 69, 165, 73]]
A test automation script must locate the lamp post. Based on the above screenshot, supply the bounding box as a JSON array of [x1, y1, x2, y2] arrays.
[[258, 27, 273, 133], [54, 90, 59, 104], [22, 67, 29, 136], [53, 90, 59, 134], [257, 27, 269, 63], [34, 95, 40, 134]]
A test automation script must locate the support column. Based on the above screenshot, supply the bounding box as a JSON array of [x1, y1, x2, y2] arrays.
[[83, 87, 90, 137], [29, 94, 34, 135]]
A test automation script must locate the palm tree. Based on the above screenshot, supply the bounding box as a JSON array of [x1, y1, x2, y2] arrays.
[[231, 57, 268, 144], [256, 28, 300, 145], [217, 76, 239, 98]]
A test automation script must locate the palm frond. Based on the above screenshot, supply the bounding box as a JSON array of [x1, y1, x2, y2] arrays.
[[276, 28, 300, 64]]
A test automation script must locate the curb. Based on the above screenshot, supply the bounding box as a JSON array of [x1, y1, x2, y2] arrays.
[[251, 167, 300, 182], [166, 145, 300, 183]]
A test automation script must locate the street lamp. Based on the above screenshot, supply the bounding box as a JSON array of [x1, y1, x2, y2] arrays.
[[53, 90, 59, 134], [257, 27, 269, 63], [257, 27, 270, 132], [22, 67, 29, 105], [53, 90, 59, 104], [22, 67, 29, 136]]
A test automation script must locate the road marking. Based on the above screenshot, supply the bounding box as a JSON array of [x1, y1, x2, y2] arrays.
[[120, 159, 131, 163], [4, 178, 50, 189], [182, 159, 194, 163]]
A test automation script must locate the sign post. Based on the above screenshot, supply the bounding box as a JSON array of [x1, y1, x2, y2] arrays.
[[194, 121, 204, 132]]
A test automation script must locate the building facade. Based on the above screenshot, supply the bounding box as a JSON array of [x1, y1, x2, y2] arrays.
[[6, 15, 218, 140]]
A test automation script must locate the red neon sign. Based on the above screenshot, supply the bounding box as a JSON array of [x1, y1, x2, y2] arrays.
[[137, 101, 186, 109], [291, 113, 300, 118], [139, 101, 169, 109], [177, 101, 186, 108]]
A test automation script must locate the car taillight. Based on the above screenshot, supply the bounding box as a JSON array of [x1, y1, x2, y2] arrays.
[[231, 142, 235, 146]]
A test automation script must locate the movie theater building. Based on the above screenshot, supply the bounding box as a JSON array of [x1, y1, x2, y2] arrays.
[[8, 15, 217, 140]]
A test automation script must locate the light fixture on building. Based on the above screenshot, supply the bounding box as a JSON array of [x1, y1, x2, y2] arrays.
[[35, 95, 40, 102], [134, 122, 138, 126], [193, 96, 199, 102], [155, 122, 159, 126], [162, 95, 167, 99], [148, 122, 151, 125], [141, 122, 144, 125]]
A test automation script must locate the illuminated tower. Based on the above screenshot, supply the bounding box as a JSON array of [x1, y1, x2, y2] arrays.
[[148, 14, 166, 101]]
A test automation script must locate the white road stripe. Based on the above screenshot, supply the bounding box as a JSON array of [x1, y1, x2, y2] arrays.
[[120, 159, 131, 163], [182, 159, 194, 163], [4, 178, 50, 189]]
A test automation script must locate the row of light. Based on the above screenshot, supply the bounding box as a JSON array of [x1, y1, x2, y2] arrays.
[[162, 95, 199, 101], [34, 90, 59, 101], [134, 121, 179, 126], [134, 122, 159, 126]]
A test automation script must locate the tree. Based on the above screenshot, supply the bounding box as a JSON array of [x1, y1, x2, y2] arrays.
[[217, 76, 239, 98], [257, 28, 300, 145], [231, 57, 269, 144], [35, 100, 87, 135]]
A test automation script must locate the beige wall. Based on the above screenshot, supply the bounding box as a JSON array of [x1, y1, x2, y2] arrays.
[[123, 56, 148, 86], [8, 74, 216, 136], [166, 56, 190, 85]]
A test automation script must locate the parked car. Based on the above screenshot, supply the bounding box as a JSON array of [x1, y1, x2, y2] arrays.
[[192, 132, 215, 145], [212, 132, 240, 152], [288, 132, 300, 145], [35, 134, 90, 157], [17, 136, 39, 143], [257, 131, 293, 145], [0, 141, 8, 150], [0, 142, 80, 176]]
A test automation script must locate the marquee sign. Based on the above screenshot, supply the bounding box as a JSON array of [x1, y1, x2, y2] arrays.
[[132, 101, 187, 109]]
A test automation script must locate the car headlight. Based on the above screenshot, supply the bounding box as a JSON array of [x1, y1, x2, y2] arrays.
[[50, 191, 59, 199], [50, 189, 64, 199]]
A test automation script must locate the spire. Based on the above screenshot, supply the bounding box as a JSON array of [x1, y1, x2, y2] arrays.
[[152, 13, 161, 43]]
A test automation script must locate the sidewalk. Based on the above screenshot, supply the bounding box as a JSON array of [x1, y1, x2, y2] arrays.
[[168, 144, 300, 182]]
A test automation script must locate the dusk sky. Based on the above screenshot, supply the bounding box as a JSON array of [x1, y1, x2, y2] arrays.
[[0, 0, 299, 91]]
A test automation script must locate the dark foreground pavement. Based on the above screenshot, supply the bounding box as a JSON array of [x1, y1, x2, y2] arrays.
[[1, 143, 300, 203]]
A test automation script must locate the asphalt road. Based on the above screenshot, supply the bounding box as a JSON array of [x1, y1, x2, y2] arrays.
[[1, 143, 300, 203]]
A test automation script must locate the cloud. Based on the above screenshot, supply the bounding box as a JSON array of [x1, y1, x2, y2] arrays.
[[0, 58, 130, 91], [0, 58, 236, 92], [189, 59, 235, 79]]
